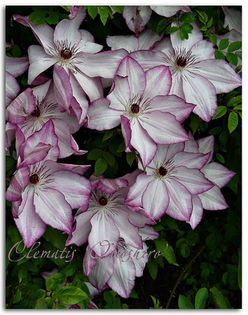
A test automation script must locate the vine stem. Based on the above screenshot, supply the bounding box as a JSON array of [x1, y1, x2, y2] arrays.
[[165, 245, 206, 309]]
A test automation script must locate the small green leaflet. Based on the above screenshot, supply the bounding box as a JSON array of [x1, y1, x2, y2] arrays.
[[228, 112, 239, 133]]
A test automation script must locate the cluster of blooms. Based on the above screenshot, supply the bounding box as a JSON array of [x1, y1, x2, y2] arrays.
[[6, 6, 240, 299]]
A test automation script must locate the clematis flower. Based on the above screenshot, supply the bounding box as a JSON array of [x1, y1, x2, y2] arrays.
[[125, 142, 214, 221], [123, 6, 152, 35], [123, 6, 190, 36], [223, 6, 241, 33], [66, 172, 154, 257], [87, 56, 194, 166], [13, 11, 127, 107], [83, 225, 158, 298], [184, 134, 235, 229], [6, 121, 91, 247], [106, 29, 162, 53], [6, 80, 85, 158], [130, 23, 242, 121], [151, 6, 190, 17], [6, 55, 29, 106]]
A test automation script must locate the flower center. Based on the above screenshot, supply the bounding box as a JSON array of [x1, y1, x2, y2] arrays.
[[176, 56, 187, 68], [30, 106, 40, 117], [158, 166, 167, 177], [131, 104, 140, 114], [99, 196, 108, 206], [29, 173, 39, 184], [60, 49, 72, 60]]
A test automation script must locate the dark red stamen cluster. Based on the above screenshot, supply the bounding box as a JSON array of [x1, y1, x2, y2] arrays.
[[61, 49, 72, 60], [29, 174, 39, 184], [131, 104, 140, 114], [158, 166, 167, 177], [176, 56, 187, 68], [99, 196, 108, 206], [31, 106, 40, 117]]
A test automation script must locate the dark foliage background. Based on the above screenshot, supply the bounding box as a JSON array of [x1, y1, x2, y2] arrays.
[[6, 5, 241, 309]]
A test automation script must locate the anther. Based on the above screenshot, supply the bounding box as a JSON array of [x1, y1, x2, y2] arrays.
[[61, 49, 72, 60], [30, 106, 40, 117], [99, 196, 108, 206], [131, 104, 140, 114], [158, 166, 167, 177], [29, 174, 39, 184]]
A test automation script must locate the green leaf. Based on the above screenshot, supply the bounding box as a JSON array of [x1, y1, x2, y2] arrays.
[[165, 26, 179, 34], [111, 6, 124, 14], [227, 95, 241, 107], [216, 153, 225, 164], [53, 286, 88, 305], [195, 288, 208, 309], [180, 12, 195, 23], [55, 304, 68, 309], [180, 243, 190, 258], [179, 29, 189, 40], [99, 6, 110, 25], [6, 156, 16, 173], [226, 52, 238, 66], [196, 10, 208, 24], [178, 295, 194, 309], [95, 158, 107, 176], [233, 105, 242, 111], [212, 106, 227, 120], [147, 259, 158, 280], [200, 25, 207, 31], [46, 272, 66, 291], [13, 288, 22, 304], [150, 296, 162, 309], [117, 141, 126, 152], [163, 217, 181, 232], [235, 65, 242, 73], [29, 10, 46, 25], [210, 34, 217, 46], [181, 23, 193, 34], [45, 12, 59, 25], [60, 264, 76, 277], [102, 130, 114, 142], [102, 151, 116, 167], [215, 50, 225, 59], [130, 289, 139, 299], [228, 112, 239, 133], [126, 151, 136, 167], [156, 19, 167, 35], [219, 38, 229, 50], [86, 6, 98, 19], [11, 45, 21, 57], [43, 226, 66, 249], [189, 114, 201, 134], [35, 298, 49, 309], [87, 148, 103, 160], [218, 130, 228, 145], [209, 126, 222, 135], [44, 297, 53, 308], [61, 6, 70, 12], [210, 287, 231, 308], [228, 41, 242, 52], [206, 16, 213, 28], [155, 239, 178, 266]]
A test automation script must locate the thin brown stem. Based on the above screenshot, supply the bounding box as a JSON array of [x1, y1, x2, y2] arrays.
[[165, 245, 206, 309]]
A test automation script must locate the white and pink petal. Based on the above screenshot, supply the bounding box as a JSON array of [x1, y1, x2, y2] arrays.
[[34, 187, 72, 234], [87, 98, 121, 131]]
